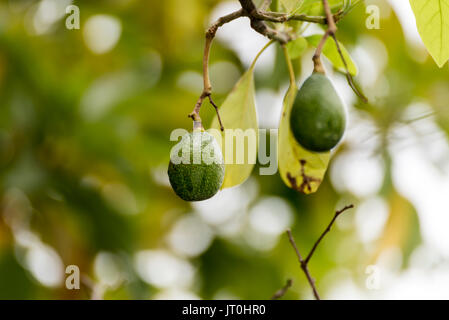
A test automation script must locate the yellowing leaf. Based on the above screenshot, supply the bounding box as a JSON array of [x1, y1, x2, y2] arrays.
[[371, 193, 422, 268], [278, 82, 330, 194], [410, 0, 449, 67], [306, 35, 358, 76], [210, 41, 275, 189], [210, 68, 258, 189], [280, 0, 305, 13]]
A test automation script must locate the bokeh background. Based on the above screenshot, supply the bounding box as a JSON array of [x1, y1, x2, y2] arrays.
[[1, 0, 449, 300]]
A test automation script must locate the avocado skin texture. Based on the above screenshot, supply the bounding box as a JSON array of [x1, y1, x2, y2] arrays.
[[290, 73, 346, 152], [168, 132, 224, 201]]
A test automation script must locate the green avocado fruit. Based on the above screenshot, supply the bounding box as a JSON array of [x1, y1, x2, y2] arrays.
[[168, 131, 224, 201], [290, 72, 346, 152]]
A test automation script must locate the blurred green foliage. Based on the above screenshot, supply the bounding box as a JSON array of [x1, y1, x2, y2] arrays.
[[0, 0, 446, 300]]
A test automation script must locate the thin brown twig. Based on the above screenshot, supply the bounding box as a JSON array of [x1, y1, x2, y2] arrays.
[[239, 0, 292, 43], [254, 9, 345, 24], [271, 279, 293, 300], [188, 9, 244, 129], [312, 0, 368, 102], [287, 229, 320, 300], [304, 204, 354, 264], [312, 0, 337, 74], [208, 95, 224, 131], [331, 33, 368, 102], [286, 204, 354, 300], [189, 0, 357, 129]]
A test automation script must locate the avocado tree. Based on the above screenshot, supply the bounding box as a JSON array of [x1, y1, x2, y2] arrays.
[[168, 0, 449, 299], [0, 0, 445, 300]]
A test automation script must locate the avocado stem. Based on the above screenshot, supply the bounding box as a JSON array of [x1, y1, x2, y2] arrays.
[[312, 0, 337, 75], [188, 10, 243, 131], [312, 54, 326, 75]]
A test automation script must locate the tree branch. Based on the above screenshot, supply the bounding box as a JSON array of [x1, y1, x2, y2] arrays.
[[189, 0, 363, 129], [271, 279, 293, 300], [312, 0, 337, 74], [239, 0, 292, 44], [188, 9, 244, 129], [287, 204, 354, 300], [287, 229, 321, 300], [304, 204, 354, 264], [312, 0, 368, 102], [254, 9, 345, 24], [331, 33, 368, 103]]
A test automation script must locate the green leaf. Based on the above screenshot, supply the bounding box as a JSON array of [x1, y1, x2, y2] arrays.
[[278, 79, 330, 194], [210, 65, 258, 189], [306, 34, 358, 76], [280, 0, 304, 13], [286, 37, 308, 59], [410, 0, 449, 67], [299, 0, 346, 15]]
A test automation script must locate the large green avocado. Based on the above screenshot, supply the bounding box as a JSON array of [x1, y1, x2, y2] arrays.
[[290, 72, 346, 152], [168, 131, 224, 201]]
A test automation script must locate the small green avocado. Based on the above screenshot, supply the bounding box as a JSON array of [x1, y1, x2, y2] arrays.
[[168, 131, 224, 201], [290, 72, 346, 152]]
